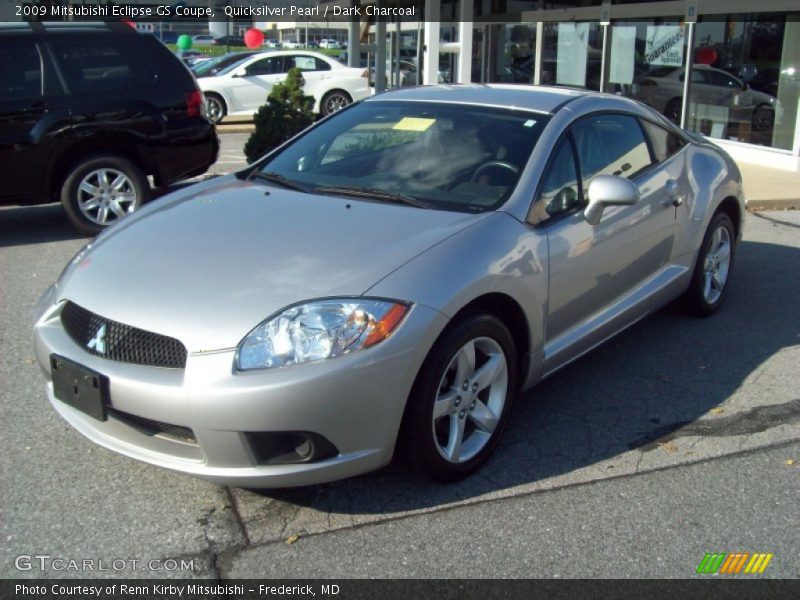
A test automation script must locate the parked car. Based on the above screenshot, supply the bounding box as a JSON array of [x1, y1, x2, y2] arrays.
[[307, 40, 319, 48], [192, 34, 217, 46], [191, 51, 259, 78], [319, 39, 341, 50], [264, 39, 281, 48], [34, 85, 744, 487], [634, 65, 779, 130], [198, 51, 371, 123], [0, 22, 218, 234], [213, 35, 245, 47], [179, 49, 208, 65], [281, 40, 304, 49]]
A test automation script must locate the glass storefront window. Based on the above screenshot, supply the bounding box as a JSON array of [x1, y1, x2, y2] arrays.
[[686, 14, 799, 151], [472, 24, 537, 84], [541, 21, 603, 90]]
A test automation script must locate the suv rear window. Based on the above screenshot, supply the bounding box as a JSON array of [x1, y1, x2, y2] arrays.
[[0, 40, 42, 101], [48, 38, 167, 94]]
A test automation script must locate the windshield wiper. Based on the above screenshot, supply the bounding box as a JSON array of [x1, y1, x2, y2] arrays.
[[314, 185, 431, 209], [250, 171, 309, 193]]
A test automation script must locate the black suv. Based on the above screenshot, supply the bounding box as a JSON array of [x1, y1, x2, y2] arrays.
[[0, 22, 218, 235]]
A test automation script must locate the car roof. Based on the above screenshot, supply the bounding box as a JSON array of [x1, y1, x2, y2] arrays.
[[366, 84, 589, 115]]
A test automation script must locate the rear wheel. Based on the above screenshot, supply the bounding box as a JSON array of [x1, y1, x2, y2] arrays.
[[751, 104, 774, 131], [400, 314, 518, 482], [321, 90, 352, 117], [684, 212, 736, 316], [61, 155, 150, 236]]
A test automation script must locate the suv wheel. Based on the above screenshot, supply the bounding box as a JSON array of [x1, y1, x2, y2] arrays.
[[61, 156, 150, 236]]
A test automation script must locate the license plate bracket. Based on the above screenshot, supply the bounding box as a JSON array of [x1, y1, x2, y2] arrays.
[[51, 354, 109, 421]]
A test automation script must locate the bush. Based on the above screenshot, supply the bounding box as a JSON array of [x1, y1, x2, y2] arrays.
[[243, 68, 315, 163]]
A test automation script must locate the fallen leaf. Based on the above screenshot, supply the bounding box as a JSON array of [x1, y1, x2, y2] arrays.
[[658, 442, 678, 453], [710, 408, 725, 415], [786, 459, 795, 466], [286, 534, 300, 545]]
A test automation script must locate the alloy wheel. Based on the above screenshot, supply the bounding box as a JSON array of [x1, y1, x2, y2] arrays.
[[323, 93, 350, 115], [206, 96, 224, 123], [431, 337, 508, 463], [76, 168, 138, 226], [702, 224, 732, 304]]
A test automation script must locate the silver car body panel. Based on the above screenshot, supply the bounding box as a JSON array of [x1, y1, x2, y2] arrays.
[[34, 85, 745, 486]]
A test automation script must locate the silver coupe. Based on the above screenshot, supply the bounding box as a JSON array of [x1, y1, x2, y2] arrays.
[[33, 85, 744, 487]]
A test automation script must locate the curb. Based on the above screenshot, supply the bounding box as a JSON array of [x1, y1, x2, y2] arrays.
[[746, 199, 800, 211], [216, 124, 255, 134]]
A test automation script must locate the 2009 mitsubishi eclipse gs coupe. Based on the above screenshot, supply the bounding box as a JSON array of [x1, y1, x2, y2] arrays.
[[33, 85, 744, 488]]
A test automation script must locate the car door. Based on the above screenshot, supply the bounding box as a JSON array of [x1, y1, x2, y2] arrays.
[[0, 37, 53, 202], [284, 54, 331, 102], [536, 113, 680, 373], [227, 55, 285, 113]]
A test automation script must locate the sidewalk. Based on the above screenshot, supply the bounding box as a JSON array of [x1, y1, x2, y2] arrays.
[[738, 161, 800, 211]]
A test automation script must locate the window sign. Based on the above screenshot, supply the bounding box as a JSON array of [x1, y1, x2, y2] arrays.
[[610, 26, 636, 85], [556, 22, 589, 86], [645, 25, 684, 66]]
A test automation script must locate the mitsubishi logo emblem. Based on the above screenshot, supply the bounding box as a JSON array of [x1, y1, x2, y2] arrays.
[[87, 324, 107, 354]]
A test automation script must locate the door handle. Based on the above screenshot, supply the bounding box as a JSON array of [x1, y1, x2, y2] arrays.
[[664, 179, 685, 208]]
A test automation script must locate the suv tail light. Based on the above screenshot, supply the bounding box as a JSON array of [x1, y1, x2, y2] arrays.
[[361, 69, 369, 79], [186, 89, 204, 118]]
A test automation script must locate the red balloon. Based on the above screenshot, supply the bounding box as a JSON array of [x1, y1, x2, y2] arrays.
[[695, 47, 718, 65], [120, 19, 136, 29], [244, 28, 265, 49]]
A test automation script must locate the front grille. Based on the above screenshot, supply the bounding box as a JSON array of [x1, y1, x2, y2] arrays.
[[109, 408, 197, 444], [61, 301, 187, 369]]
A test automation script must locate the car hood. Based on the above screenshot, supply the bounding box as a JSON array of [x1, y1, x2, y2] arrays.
[[56, 176, 482, 352]]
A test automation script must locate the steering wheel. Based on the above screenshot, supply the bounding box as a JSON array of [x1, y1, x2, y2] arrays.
[[471, 161, 520, 183]]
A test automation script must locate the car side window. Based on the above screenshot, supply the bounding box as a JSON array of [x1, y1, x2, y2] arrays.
[[0, 40, 42, 101], [247, 57, 283, 76], [642, 120, 685, 162], [48, 40, 160, 93], [531, 136, 581, 223], [571, 114, 653, 197]]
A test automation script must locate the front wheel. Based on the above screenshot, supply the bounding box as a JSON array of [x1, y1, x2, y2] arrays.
[[684, 212, 736, 316], [400, 314, 518, 482], [61, 156, 150, 236], [321, 90, 352, 117]]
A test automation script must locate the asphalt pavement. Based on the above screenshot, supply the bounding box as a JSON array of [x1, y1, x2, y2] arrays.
[[0, 134, 798, 579]]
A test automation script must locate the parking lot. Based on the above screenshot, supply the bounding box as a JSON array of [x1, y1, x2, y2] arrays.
[[1, 132, 799, 579]]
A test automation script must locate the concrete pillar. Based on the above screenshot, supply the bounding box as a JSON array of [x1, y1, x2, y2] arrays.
[[347, 1, 360, 68], [423, 0, 441, 85], [457, 0, 473, 83], [376, 17, 387, 92]]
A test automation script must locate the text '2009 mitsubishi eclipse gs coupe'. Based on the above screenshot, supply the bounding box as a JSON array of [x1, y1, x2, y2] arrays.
[[33, 85, 744, 488]]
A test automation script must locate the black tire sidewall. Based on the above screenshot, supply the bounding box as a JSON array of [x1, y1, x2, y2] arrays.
[[401, 313, 518, 482], [687, 212, 736, 316], [61, 155, 150, 236]]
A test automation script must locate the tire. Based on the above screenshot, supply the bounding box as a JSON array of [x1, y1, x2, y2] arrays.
[[321, 90, 352, 117], [61, 155, 150, 236], [665, 98, 682, 125], [205, 93, 226, 124], [684, 212, 736, 317], [751, 104, 774, 131], [400, 313, 518, 482]]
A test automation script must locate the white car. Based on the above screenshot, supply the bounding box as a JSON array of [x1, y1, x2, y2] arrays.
[[192, 34, 217, 47], [281, 40, 304, 49], [198, 51, 371, 123], [319, 39, 341, 50]]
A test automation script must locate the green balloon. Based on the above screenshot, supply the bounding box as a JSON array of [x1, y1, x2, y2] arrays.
[[177, 35, 193, 51]]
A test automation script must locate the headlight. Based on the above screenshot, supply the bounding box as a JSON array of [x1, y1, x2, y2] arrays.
[[236, 299, 410, 370]]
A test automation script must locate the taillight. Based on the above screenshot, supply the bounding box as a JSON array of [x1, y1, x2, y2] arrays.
[[361, 69, 368, 79], [186, 89, 204, 118]]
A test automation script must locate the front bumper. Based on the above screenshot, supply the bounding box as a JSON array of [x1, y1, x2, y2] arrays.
[[33, 299, 447, 487]]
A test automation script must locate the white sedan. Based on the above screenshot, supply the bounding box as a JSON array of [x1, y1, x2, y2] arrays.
[[198, 51, 371, 123]]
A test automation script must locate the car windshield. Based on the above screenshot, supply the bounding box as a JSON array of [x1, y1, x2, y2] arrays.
[[255, 101, 548, 212], [194, 53, 252, 76]]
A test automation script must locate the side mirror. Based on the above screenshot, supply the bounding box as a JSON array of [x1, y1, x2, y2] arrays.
[[232, 67, 247, 78], [583, 175, 640, 226]]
